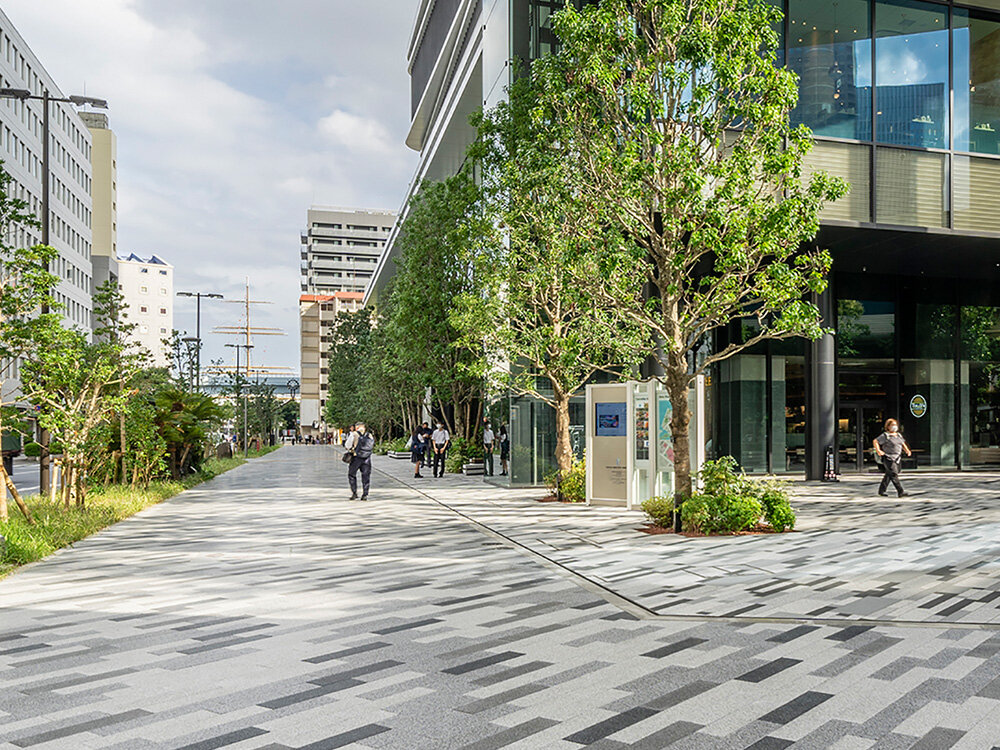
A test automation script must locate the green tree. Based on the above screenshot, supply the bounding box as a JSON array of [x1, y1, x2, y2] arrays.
[[0, 162, 61, 521], [324, 307, 375, 429], [389, 172, 485, 440], [533, 0, 846, 508], [457, 76, 648, 475], [152, 385, 225, 478]]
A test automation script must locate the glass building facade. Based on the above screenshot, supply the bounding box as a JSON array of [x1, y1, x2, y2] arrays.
[[717, 0, 1000, 476]]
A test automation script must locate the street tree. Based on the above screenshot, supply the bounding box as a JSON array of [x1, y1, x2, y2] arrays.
[[389, 172, 486, 440], [0, 162, 60, 522], [533, 0, 847, 509], [456, 76, 648, 476]]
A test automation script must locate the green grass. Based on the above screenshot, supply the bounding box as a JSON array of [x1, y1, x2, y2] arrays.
[[0, 452, 267, 577]]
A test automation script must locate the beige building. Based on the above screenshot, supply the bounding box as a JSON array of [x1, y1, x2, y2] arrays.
[[79, 111, 117, 290], [298, 292, 362, 437], [300, 207, 395, 296], [116, 253, 173, 367]]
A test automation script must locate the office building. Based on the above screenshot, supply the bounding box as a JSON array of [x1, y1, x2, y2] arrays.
[[371, 0, 1000, 485], [116, 253, 173, 367], [300, 207, 395, 296], [80, 111, 117, 290], [298, 292, 364, 438], [0, 8, 94, 342]]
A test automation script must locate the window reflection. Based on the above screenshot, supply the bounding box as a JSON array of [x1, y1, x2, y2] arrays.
[[954, 9, 1000, 155], [874, 0, 949, 149], [789, 0, 872, 139]]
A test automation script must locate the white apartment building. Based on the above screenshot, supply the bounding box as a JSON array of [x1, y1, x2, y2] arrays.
[[0, 8, 94, 335], [300, 206, 395, 296], [116, 253, 173, 367]]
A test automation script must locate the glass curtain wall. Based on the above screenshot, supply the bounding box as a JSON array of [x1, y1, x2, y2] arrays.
[[961, 307, 1000, 467], [787, 0, 1000, 232]]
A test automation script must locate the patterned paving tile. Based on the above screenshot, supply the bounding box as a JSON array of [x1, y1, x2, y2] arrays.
[[2, 447, 1000, 749]]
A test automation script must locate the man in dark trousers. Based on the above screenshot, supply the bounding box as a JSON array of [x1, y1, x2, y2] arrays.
[[345, 422, 375, 500], [431, 422, 450, 478], [873, 418, 912, 497]]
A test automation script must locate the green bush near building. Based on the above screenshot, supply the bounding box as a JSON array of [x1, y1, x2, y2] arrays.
[[22, 442, 40, 457], [545, 457, 586, 502], [638, 457, 796, 535], [640, 495, 674, 526]]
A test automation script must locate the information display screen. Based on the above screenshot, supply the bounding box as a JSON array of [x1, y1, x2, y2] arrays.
[[595, 402, 627, 437]]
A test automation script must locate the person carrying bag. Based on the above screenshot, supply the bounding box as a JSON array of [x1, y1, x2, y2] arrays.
[[345, 423, 375, 500], [873, 418, 912, 498]]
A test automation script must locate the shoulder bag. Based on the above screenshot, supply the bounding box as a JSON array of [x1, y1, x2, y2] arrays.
[[342, 435, 356, 464]]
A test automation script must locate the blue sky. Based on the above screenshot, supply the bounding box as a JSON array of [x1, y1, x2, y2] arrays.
[[3, 0, 420, 372]]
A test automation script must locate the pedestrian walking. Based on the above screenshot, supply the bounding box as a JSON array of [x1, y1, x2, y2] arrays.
[[499, 424, 510, 476], [344, 422, 375, 500], [482, 422, 495, 476], [873, 418, 912, 497], [431, 422, 450, 478], [419, 421, 433, 469], [410, 427, 425, 478]]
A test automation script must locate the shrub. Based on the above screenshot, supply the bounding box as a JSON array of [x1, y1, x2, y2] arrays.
[[757, 480, 796, 532], [641, 495, 673, 527], [22, 442, 41, 457], [679, 457, 795, 535], [543, 457, 586, 502]]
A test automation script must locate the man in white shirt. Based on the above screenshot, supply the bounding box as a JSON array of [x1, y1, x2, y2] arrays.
[[482, 423, 495, 476], [431, 423, 450, 478]]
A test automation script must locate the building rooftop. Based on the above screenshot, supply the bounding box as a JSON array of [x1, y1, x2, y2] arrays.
[[117, 253, 172, 267]]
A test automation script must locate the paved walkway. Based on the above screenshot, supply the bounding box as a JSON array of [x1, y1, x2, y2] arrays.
[[382, 460, 1000, 627], [3, 447, 1000, 748]]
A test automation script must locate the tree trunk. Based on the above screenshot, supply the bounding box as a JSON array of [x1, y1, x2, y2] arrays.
[[666, 373, 692, 531], [62, 463, 73, 510], [553, 390, 573, 477], [77, 467, 87, 509], [1, 464, 33, 524], [0, 465, 7, 522], [119, 410, 128, 485]]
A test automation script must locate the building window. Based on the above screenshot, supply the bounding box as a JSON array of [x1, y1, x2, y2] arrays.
[[140, 285, 148, 293], [159, 307, 167, 315], [160, 288, 167, 295], [159, 269, 167, 275], [140, 305, 148, 313], [788, 0, 871, 140], [953, 8, 1000, 156], [874, 0, 949, 150], [140, 267, 148, 273]]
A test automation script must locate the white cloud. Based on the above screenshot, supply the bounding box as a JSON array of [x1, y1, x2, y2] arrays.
[[318, 110, 395, 156], [1, 0, 419, 370]]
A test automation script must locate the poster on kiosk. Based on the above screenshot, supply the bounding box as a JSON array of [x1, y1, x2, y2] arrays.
[[585, 379, 705, 509]]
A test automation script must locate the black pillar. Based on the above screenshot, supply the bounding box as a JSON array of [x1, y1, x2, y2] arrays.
[[806, 288, 837, 480]]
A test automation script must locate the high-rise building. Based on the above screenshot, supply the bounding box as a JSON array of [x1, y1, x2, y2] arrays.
[[116, 253, 173, 367], [300, 207, 395, 296], [298, 292, 364, 438], [0, 8, 95, 335], [298, 207, 394, 436], [370, 0, 1000, 487], [79, 111, 117, 291]]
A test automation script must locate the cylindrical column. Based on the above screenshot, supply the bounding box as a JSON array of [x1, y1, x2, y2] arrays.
[[807, 288, 837, 480]]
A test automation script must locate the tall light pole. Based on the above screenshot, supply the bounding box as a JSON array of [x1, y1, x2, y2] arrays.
[[225, 342, 254, 457], [177, 291, 223, 392], [0, 87, 108, 496]]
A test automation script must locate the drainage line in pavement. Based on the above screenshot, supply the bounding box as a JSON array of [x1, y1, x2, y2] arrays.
[[368, 460, 1000, 632]]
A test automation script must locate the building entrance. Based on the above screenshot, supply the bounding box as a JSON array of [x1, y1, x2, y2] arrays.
[[838, 403, 887, 472]]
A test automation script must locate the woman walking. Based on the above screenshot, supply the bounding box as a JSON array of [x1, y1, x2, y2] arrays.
[[499, 424, 510, 476], [873, 418, 912, 497], [410, 427, 425, 478]]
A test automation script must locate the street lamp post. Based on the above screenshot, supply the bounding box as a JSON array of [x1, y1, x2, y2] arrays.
[[177, 291, 223, 392], [0, 87, 108, 497], [286, 379, 300, 442], [225, 342, 254, 458]]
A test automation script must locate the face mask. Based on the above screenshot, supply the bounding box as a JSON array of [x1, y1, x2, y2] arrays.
[[888, 426, 898, 433], [436, 424, 443, 430]]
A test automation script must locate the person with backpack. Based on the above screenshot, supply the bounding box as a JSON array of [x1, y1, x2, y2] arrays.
[[344, 422, 375, 500], [873, 418, 912, 497]]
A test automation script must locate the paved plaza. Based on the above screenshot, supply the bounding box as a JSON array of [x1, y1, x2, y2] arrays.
[[3, 448, 1000, 748]]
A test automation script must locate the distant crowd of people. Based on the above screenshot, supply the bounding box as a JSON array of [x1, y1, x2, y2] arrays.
[[408, 421, 509, 479]]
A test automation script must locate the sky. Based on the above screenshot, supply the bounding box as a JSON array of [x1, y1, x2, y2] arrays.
[[3, 0, 420, 374]]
